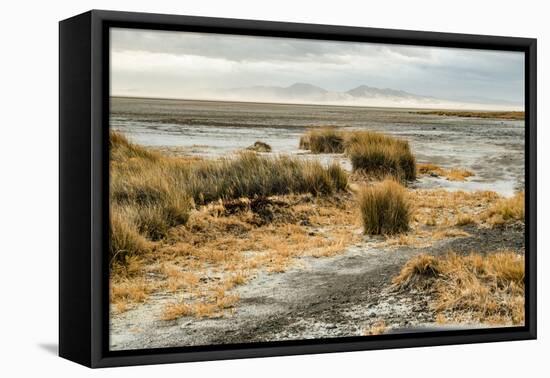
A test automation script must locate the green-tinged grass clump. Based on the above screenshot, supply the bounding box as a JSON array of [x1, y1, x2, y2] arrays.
[[179, 152, 347, 204], [109, 131, 348, 263], [299, 128, 345, 153], [358, 179, 412, 235], [346, 131, 416, 180], [109, 208, 151, 264]]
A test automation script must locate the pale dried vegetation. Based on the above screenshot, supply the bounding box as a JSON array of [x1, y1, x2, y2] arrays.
[[377, 189, 515, 250], [418, 163, 474, 181], [482, 191, 525, 226], [392, 251, 525, 325], [112, 194, 361, 319], [364, 320, 388, 336]]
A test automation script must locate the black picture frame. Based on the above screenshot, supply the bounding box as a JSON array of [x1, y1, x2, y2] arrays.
[[59, 9, 537, 368]]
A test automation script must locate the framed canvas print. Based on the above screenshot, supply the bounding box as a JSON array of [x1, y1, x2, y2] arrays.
[[59, 10, 536, 368]]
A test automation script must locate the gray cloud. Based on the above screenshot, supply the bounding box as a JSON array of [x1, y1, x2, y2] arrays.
[[110, 28, 524, 105]]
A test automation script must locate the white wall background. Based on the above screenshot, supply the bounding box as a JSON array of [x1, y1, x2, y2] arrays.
[[0, 0, 546, 375]]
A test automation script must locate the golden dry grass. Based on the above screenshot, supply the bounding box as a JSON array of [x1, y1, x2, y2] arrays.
[[358, 179, 411, 235], [345, 132, 416, 180], [109, 209, 152, 265], [110, 278, 156, 314], [482, 191, 525, 226], [152, 196, 360, 318], [455, 214, 476, 226], [379, 189, 503, 250], [417, 163, 445, 176], [364, 320, 387, 335], [162, 294, 240, 321], [111, 190, 361, 318], [393, 251, 525, 325], [299, 128, 345, 153], [446, 168, 475, 181], [417, 163, 474, 181]]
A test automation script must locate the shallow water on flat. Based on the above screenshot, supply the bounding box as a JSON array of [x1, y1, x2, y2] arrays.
[[111, 97, 524, 196]]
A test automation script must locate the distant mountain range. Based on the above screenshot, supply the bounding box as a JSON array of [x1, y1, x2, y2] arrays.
[[199, 82, 523, 111]]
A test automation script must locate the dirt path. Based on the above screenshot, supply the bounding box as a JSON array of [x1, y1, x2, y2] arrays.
[[110, 224, 524, 351]]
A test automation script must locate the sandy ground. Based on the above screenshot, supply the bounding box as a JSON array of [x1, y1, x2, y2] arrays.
[[110, 223, 524, 351]]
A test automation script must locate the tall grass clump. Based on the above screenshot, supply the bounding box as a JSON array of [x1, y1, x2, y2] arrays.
[[110, 166, 194, 240], [178, 152, 348, 204], [299, 128, 345, 153], [110, 130, 160, 162], [110, 132, 195, 261], [109, 207, 150, 264], [346, 131, 416, 180], [358, 179, 412, 235]]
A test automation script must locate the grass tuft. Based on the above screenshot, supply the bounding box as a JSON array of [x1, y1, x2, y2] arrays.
[[299, 128, 345, 153], [418, 163, 473, 181], [392, 251, 525, 325], [358, 179, 412, 235], [347, 132, 416, 180], [455, 214, 476, 226], [392, 254, 440, 290], [109, 208, 151, 264], [482, 191, 524, 226], [364, 320, 388, 336], [446, 168, 474, 181]]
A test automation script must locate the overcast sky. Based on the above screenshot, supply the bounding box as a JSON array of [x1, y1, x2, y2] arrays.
[[110, 27, 524, 105]]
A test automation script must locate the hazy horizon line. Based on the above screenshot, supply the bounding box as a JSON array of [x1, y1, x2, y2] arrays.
[[110, 94, 524, 112]]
